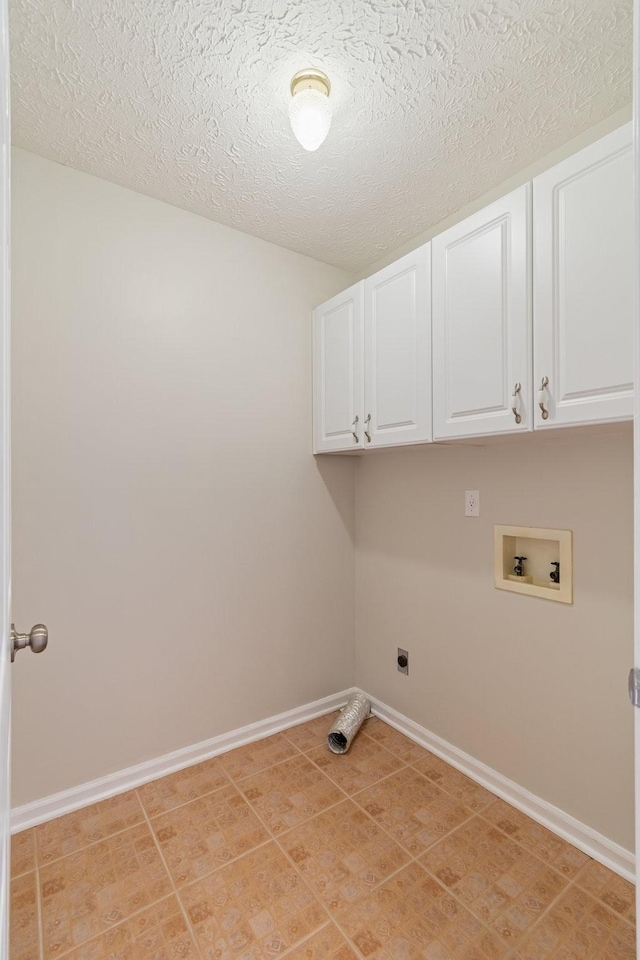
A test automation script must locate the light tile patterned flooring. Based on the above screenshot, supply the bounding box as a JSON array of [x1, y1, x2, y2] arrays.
[[10, 713, 636, 959]]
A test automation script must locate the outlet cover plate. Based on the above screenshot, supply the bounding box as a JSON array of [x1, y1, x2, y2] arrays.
[[465, 490, 480, 517]]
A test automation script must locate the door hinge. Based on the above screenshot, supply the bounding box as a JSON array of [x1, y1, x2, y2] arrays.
[[628, 668, 640, 707]]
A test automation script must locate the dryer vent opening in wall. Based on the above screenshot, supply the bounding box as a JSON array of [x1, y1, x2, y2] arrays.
[[494, 525, 573, 604]]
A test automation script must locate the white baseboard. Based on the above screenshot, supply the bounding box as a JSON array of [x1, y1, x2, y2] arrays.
[[11, 685, 635, 884], [10, 688, 356, 834], [366, 692, 635, 883]]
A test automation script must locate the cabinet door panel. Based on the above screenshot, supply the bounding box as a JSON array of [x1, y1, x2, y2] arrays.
[[432, 185, 531, 439], [313, 282, 364, 453], [533, 123, 633, 427], [364, 245, 431, 447]]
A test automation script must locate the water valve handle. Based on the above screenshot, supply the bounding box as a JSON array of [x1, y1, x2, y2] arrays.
[[550, 561, 560, 584], [513, 556, 527, 577]]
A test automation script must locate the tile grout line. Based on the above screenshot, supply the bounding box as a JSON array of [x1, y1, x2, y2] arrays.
[[257, 784, 406, 886], [571, 870, 638, 932], [229, 745, 350, 797], [220, 747, 336, 790], [281, 728, 328, 753], [390, 749, 636, 950], [326, 748, 486, 868], [191, 775, 342, 956], [261, 769, 415, 857], [404, 796, 589, 954], [234, 747, 349, 808], [412, 814, 634, 954], [322, 911, 367, 959], [140, 775, 235, 822], [169, 833, 280, 897], [312, 728, 503, 819], [501, 861, 636, 951], [346, 777, 479, 861], [491, 871, 584, 956], [41, 791, 192, 960], [136, 763, 348, 918], [437, 784, 618, 896], [302, 746, 410, 796], [136, 771, 285, 919], [471, 788, 635, 899], [473, 805, 594, 886], [134, 787, 207, 960], [275, 920, 335, 960], [415, 850, 542, 956], [325, 917, 366, 960], [139, 781, 313, 955], [32, 789, 155, 870], [402, 752, 498, 810], [233, 747, 449, 959], [51, 892, 180, 960], [351, 800, 520, 958], [235, 783, 351, 838], [267, 819, 373, 960]]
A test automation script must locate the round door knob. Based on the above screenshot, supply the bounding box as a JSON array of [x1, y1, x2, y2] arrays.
[[29, 624, 48, 654], [11, 623, 49, 661], [397, 655, 408, 669]]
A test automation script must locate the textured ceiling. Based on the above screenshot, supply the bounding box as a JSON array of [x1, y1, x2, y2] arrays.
[[9, 0, 633, 272]]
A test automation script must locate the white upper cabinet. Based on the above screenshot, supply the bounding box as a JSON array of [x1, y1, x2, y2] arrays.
[[312, 282, 364, 453], [533, 123, 634, 428], [432, 185, 532, 440], [312, 125, 633, 454], [363, 245, 432, 447]]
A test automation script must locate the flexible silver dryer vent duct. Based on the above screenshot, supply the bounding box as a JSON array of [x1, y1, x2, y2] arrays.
[[327, 693, 372, 754]]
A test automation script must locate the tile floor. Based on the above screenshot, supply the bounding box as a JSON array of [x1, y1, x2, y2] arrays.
[[9, 713, 636, 959]]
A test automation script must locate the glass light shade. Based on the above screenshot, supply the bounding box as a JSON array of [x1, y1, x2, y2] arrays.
[[289, 87, 332, 151]]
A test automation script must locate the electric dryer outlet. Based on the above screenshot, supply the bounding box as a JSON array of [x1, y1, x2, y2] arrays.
[[397, 648, 409, 675]]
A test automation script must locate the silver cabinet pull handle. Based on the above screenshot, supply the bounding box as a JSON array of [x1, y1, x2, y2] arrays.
[[511, 382, 522, 424], [364, 413, 372, 443], [538, 376, 550, 420], [351, 415, 359, 443]]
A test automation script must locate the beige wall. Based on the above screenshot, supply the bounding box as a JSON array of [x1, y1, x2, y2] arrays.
[[10, 149, 355, 806], [355, 427, 634, 851]]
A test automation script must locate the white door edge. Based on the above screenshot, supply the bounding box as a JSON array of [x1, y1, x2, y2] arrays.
[[0, 0, 10, 955], [633, 0, 640, 945]]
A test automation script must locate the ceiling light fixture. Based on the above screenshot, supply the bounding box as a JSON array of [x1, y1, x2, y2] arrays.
[[289, 69, 332, 152]]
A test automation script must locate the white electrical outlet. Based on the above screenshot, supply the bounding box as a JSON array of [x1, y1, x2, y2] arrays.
[[465, 490, 480, 517]]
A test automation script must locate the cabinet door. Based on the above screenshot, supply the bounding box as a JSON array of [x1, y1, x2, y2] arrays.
[[432, 186, 531, 440], [363, 245, 431, 447], [533, 124, 634, 428], [312, 282, 364, 453]]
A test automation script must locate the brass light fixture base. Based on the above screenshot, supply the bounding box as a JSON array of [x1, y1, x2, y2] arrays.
[[290, 69, 330, 98]]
